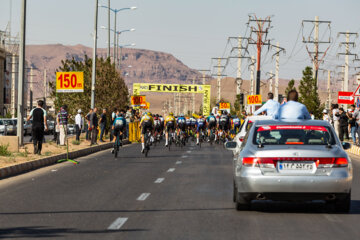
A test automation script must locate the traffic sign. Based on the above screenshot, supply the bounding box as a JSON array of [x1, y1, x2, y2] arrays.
[[338, 91, 354, 104], [131, 95, 146, 107], [354, 83, 360, 96], [247, 95, 262, 105], [56, 72, 84, 93], [219, 102, 230, 110]]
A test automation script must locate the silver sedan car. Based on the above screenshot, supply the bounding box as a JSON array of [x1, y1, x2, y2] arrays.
[[226, 119, 352, 212]]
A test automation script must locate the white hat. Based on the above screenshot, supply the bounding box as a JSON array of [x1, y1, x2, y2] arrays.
[[78, 109, 82, 113], [323, 109, 327, 114]]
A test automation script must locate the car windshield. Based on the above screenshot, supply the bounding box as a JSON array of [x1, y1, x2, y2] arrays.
[[2, 120, 13, 125], [253, 125, 336, 145]]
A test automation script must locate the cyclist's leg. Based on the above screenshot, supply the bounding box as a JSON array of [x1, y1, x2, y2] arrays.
[[165, 125, 169, 146]]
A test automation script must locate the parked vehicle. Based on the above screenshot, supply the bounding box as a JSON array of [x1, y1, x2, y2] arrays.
[[47, 121, 55, 135], [67, 124, 75, 135], [226, 119, 352, 212], [23, 119, 32, 136], [0, 119, 17, 135]]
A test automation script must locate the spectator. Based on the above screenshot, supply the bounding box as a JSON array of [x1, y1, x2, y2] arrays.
[[310, 111, 315, 120], [85, 108, 93, 141], [253, 92, 280, 117], [332, 104, 340, 136], [57, 105, 69, 146], [125, 107, 133, 138], [353, 108, 360, 146], [348, 112, 356, 144], [322, 109, 331, 123], [75, 109, 82, 141], [274, 90, 311, 120], [110, 108, 117, 141], [338, 108, 349, 141], [90, 107, 99, 146], [27, 100, 48, 155], [99, 108, 107, 142]]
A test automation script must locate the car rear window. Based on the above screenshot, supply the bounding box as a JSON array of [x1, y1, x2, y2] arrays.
[[253, 125, 336, 145]]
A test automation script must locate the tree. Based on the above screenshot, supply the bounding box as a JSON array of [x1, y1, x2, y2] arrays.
[[49, 56, 129, 121], [285, 79, 296, 96], [298, 66, 324, 119]]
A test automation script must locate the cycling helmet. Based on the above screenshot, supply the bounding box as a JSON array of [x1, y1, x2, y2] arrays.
[[180, 113, 185, 117], [147, 112, 152, 116], [223, 110, 228, 115], [210, 112, 214, 116], [170, 112, 174, 116]]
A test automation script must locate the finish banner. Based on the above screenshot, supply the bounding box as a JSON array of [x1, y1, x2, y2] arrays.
[[133, 83, 211, 116]]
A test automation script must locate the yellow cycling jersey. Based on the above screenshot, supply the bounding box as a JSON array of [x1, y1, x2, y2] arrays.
[[140, 115, 154, 126], [164, 115, 175, 124]]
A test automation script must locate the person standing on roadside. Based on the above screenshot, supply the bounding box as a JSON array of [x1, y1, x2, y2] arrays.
[[348, 112, 357, 144], [85, 108, 93, 141], [27, 100, 48, 155], [57, 105, 69, 146], [322, 109, 331, 123], [332, 104, 340, 137], [75, 109, 82, 141], [338, 108, 349, 141], [274, 90, 311, 120], [90, 107, 99, 146], [125, 107, 133, 139], [99, 108, 107, 142]]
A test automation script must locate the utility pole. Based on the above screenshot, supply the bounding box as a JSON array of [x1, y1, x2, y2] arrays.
[[250, 56, 256, 113], [228, 36, 250, 96], [11, 54, 17, 118], [327, 70, 331, 109], [91, 0, 99, 109], [43, 69, 47, 107], [272, 42, 285, 102], [302, 16, 331, 86], [247, 15, 272, 95], [196, 70, 211, 85], [211, 58, 227, 102], [17, 0, 26, 146], [29, 66, 33, 111], [107, 0, 111, 58], [337, 30, 358, 94], [268, 70, 273, 92]]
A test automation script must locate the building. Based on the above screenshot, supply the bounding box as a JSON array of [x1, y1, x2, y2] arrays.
[[0, 35, 6, 116]]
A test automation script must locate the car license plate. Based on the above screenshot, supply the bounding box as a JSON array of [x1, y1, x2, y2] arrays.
[[278, 161, 314, 172]]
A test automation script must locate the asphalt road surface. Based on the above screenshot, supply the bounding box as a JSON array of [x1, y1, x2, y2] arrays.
[[1, 140, 360, 239]]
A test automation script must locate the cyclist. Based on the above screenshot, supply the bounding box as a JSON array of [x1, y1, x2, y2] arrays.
[[153, 114, 162, 140], [195, 115, 206, 145], [206, 112, 217, 142], [218, 110, 231, 141], [164, 112, 176, 147], [111, 109, 127, 154], [177, 113, 187, 140], [232, 115, 241, 134], [140, 112, 154, 153]]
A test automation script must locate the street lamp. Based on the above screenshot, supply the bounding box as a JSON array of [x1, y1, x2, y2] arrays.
[[118, 43, 136, 70], [100, 27, 135, 67], [98, 5, 137, 63]]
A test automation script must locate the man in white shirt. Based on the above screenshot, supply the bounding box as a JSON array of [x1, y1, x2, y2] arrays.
[[254, 92, 280, 117], [322, 109, 331, 123], [332, 104, 340, 137], [75, 109, 82, 141]]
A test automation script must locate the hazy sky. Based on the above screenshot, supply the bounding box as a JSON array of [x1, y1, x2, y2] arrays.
[[1, 0, 360, 87]]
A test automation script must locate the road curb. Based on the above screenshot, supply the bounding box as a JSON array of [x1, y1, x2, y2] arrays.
[[346, 144, 360, 156], [0, 140, 131, 180]]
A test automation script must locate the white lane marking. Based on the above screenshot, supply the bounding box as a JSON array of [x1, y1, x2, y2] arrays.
[[181, 155, 188, 158], [51, 169, 57, 172], [176, 161, 182, 164], [154, 178, 165, 183], [137, 193, 151, 201], [108, 217, 128, 230], [167, 168, 175, 172], [323, 214, 342, 223], [186, 151, 192, 154]]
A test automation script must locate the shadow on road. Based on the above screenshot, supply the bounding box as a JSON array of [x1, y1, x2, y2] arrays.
[[0, 226, 148, 239]]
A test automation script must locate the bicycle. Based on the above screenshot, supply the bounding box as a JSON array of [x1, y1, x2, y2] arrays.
[[113, 132, 123, 158], [144, 130, 152, 157]]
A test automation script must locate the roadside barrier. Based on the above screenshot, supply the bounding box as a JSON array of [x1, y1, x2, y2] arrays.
[[129, 121, 141, 142]]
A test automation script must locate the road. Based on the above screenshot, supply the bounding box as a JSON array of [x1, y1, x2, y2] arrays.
[[0, 141, 360, 239]]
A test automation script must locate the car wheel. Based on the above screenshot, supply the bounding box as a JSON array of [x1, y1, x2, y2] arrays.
[[334, 192, 351, 213], [235, 192, 251, 211]]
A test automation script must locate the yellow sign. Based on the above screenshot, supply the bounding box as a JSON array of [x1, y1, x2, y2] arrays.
[[247, 95, 262, 105], [56, 72, 84, 93], [133, 83, 211, 116], [219, 102, 230, 110], [141, 102, 150, 110], [131, 95, 146, 107]]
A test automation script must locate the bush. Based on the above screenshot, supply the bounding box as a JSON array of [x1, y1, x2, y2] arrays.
[[72, 140, 80, 145], [0, 144, 12, 157]]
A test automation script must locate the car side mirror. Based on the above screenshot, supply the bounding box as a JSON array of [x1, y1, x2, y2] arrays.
[[225, 141, 237, 150], [342, 142, 351, 150]]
